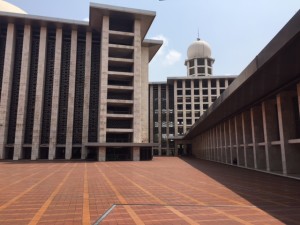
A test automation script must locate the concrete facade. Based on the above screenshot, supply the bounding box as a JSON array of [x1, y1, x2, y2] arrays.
[[185, 10, 300, 178], [149, 39, 236, 156], [0, 3, 162, 161]]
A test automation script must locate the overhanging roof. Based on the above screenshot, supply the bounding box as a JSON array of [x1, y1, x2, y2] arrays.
[[185, 10, 300, 140], [142, 39, 163, 62]]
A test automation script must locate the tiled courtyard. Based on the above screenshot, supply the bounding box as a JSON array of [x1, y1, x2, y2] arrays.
[[0, 157, 299, 225]]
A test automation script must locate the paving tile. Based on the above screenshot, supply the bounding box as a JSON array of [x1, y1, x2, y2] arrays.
[[0, 157, 299, 224]]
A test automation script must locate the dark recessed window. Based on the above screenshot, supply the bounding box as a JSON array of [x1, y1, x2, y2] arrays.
[[185, 80, 191, 88], [197, 58, 204, 66], [189, 68, 195, 75], [194, 89, 199, 95], [177, 81, 182, 88], [198, 67, 205, 74], [177, 90, 182, 95], [211, 80, 216, 88], [185, 90, 191, 95], [203, 89, 208, 95], [202, 80, 208, 88], [211, 89, 217, 95], [186, 104, 191, 110], [189, 59, 194, 67], [195, 104, 200, 110], [207, 59, 212, 67], [194, 81, 199, 88]]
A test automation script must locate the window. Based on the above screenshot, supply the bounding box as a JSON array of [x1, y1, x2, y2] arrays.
[[177, 90, 182, 95], [198, 67, 205, 74], [186, 111, 192, 117], [203, 89, 208, 95], [177, 111, 183, 117], [186, 104, 191, 110], [194, 97, 200, 102], [203, 104, 209, 110], [194, 81, 199, 88], [195, 111, 200, 117], [197, 58, 204, 66], [207, 59, 212, 66], [211, 89, 217, 95], [202, 80, 208, 88], [211, 96, 217, 102], [177, 97, 183, 103], [208, 68, 212, 75], [195, 104, 200, 110], [189, 59, 194, 67], [186, 90, 191, 95], [177, 104, 183, 110], [211, 80, 216, 88], [177, 81, 182, 88], [220, 80, 225, 87], [186, 97, 191, 103], [189, 68, 195, 75], [194, 89, 199, 95], [177, 119, 183, 125], [185, 80, 191, 88], [186, 119, 192, 125]]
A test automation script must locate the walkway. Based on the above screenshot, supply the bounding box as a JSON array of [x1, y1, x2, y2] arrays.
[[0, 157, 299, 224]]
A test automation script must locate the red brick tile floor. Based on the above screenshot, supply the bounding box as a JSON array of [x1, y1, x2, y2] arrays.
[[0, 157, 299, 225]]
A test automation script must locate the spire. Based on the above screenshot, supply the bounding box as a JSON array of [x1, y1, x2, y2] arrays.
[[197, 28, 200, 41]]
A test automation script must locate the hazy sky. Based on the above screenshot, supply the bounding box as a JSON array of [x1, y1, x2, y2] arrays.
[[5, 0, 300, 81]]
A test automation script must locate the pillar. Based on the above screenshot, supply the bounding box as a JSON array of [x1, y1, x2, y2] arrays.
[[0, 23, 15, 159], [133, 147, 140, 161], [49, 28, 63, 160], [65, 30, 78, 160], [98, 16, 109, 143], [133, 19, 142, 143], [31, 27, 47, 160], [81, 31, 92, 159], [98, 147, 106, 162], [14, 24, 32, 160]]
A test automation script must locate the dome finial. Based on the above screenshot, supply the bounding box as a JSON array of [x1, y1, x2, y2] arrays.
[[197, 28, 200, 41]]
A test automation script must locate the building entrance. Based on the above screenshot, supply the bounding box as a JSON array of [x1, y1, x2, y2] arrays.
[[106, 147, 132, 161]]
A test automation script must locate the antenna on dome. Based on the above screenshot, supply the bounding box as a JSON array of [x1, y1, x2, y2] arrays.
[[197, 28, 200, 41]]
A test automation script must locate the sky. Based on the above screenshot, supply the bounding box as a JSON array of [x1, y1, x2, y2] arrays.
[[4, 0, 300, 81]]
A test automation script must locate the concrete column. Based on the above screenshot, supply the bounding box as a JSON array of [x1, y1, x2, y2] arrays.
[[49, 28, 63, 160], [149, 85, 154, 143], [99, 16, 109, 143], [98, 147, 106, 162], [0, 23, 15, 159], [65, 30, 78, 160], [250, 108, 258, 169], [262, 100, 277, 172], [174, 80, 178, 136], [241, 112, 248, 167], [208, 79, 212, 105], [13, 25, 32, 160], [141, 47, 149, 143], [133, 147, 140, 161], [81, 32, 92, 159], [199, 80, 204, 115], [166, 85, 170, 155], [234, 116, 240, 165], [277, 94, 288, 175], [191, 80, 195, 124], [182, 81, 186, 132], [133, 19, 142, 143], [31, 27, 47, 160], [228, 119, 233, 164], [158, 85, 162, 155]]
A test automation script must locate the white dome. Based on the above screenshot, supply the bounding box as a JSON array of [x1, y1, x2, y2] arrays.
[[0, 0, 27, 14], [187, 39, 211, 59]]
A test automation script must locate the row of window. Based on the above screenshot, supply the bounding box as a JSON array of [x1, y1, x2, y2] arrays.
[[177, 79, 228, 88], [177, 89, 225, 96]]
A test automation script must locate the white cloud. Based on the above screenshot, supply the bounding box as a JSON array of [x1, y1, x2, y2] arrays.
[[164, 50, 181, 66], [151, 34, 168, 56]]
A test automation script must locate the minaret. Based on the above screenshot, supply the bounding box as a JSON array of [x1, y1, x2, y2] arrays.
[[184, 38, 215, 76]]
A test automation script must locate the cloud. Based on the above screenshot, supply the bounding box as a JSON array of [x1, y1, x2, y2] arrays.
[[164, 50, 181, 66], [151, 34, 168, 56]]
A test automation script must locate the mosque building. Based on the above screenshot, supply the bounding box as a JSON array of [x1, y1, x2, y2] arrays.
[[0, 1, 162, 161], [149, 39, 236, 156]]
